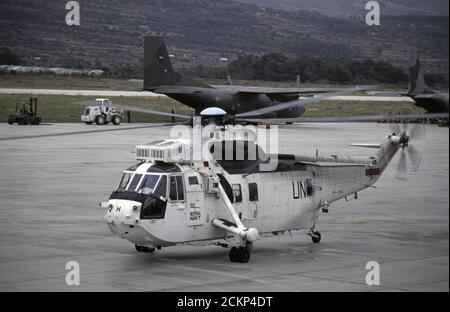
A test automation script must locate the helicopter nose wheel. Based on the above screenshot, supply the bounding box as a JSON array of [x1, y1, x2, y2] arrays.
[[309, 231, 321, 243], [229, 245, 251, 263]]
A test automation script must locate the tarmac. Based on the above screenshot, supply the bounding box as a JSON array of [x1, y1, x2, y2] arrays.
[[0, 122, 448, 292]]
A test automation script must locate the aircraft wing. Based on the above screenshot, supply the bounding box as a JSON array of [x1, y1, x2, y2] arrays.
[[237, 113, 449, 124], [153, 84, 349, 96], [365, 90, 404, 97], [212, 85, 341, 95], [413, 93, 449, 99], [152, 85, 214, 94]]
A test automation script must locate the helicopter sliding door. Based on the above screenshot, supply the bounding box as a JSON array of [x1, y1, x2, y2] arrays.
[[184, 174, 206, 227], [242, 176, 260, 220], [168, 174, 185, 210]]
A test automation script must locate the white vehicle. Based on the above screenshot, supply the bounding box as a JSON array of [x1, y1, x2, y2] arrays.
[[81, 99, 124, 125], [101, 115, 423, 263]]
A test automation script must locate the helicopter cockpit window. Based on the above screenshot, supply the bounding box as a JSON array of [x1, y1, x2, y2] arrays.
[[137, 174, 160, 195], [116, 172, 133, 192], [177, 176, 185, 201], [306, 179, 314, 197], [169, 175, 185, 201], [232, 184, 242, 203], [249, 183, 259, 201], [126, 164, 140, 171], [126, 174, 142, 192], [169, 177, 177, 200], [140, 175, 168, 219], [154, 175, 167, 199]]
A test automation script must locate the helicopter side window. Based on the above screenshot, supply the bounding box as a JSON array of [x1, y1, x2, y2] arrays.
[[176, 176, 185, 201], [169, 175, 185, 201], [138, 174, 160, 195], [116, 172, 133, 192], [169, 177, 177, 200], [188, 176, 199, 185], [248, 183, 259, 202], [154, 176, 167, 199], [126, 174, 142, 192], [306, 179, 314, 197], [141, 176, 168, 219], [232, 184, 242, 203]]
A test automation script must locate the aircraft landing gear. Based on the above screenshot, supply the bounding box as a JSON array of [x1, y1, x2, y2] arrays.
[[135, 244, 156, 253], [309, 231, 321, 243], [229, 245, 251, 263]]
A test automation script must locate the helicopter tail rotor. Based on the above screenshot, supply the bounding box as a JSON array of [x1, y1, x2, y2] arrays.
[[393, 123, 425, 180]]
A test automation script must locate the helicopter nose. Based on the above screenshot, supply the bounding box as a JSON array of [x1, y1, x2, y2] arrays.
[[103, 201, 141, 227], [103, 201, 155, 244]]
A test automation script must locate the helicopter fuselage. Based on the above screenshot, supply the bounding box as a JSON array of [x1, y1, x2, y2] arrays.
[[101, 124, 406, 263], [103, 152, 383, 249]]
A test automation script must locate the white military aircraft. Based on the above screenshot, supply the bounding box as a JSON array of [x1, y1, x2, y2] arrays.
[[100, 106, 425, 263]]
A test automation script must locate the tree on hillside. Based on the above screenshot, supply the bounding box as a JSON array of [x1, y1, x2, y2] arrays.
[[0, 48, 20, 65]]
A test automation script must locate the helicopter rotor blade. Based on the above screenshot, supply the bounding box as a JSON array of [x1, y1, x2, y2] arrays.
[[408, 123, 425, 140], [67, 100, 192, 120], [408, 145, 423, 173], [0, 123, 183, 142], [116, 104, 192, 119], [401, 123, 408, 133], [393, 122, 425, 180], [396, 151, 408, 180], [389, 123, 402, 135], [68, 100, 94, 106], [236, 113, 448, 124], [235, 85, 377, 118]]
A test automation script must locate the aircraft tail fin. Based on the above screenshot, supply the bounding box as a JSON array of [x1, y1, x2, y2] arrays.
[[143, 36, 209, 90], [408, 50, 428, 96]]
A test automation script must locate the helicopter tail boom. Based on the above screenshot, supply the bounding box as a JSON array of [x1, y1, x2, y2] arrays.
[[373, 134, 402, 176]]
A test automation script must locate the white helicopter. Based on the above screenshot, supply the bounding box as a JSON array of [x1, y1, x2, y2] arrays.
[[100, 105, 426, 263], [2, 88, 435, 263]]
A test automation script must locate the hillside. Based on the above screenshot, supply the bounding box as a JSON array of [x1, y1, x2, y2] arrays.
[[0, 0, 448, 77], [236, 0, 449, 17]]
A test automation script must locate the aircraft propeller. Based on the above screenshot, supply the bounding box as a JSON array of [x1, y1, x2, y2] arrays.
[[235, 85, 376, 119]]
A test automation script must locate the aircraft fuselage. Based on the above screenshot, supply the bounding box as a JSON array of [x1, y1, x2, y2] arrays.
[[162, 87, 305, 118], [411, 94, 449, 114]]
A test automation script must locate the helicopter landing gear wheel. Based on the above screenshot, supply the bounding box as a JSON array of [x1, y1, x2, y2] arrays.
[[135, 244, 156, 253], [310, 231, 321, 243], [229, 246, 251, 263], [229, 246, 238, 262]]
